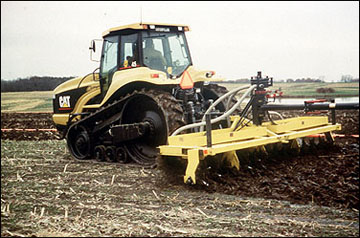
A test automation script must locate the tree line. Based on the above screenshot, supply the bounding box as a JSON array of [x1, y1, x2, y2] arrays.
[[1, 76, 75, 92], [284, 78, 325, 83], [340, 75, 359, 83]]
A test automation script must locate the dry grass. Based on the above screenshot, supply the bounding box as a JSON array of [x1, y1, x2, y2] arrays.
[[2, 99, 44, 112], [1, 139, 359, 237], [1, 91, 53, 112]]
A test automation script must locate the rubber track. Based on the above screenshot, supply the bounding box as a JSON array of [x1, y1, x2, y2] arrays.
[[66, 88, 186, 165]]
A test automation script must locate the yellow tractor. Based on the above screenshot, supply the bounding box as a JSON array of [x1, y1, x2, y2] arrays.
[[53, 23, 236, 166], [53, 22, 358, 184]]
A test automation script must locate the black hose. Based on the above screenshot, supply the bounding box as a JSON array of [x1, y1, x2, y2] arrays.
[[261, 102, 359, 111], [233, 96, 254, 131]]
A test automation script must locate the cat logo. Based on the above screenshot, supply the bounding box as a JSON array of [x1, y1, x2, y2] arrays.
[[59, 96, 71, 108]]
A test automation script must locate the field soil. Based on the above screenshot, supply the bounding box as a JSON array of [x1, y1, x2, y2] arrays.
[[1, 112, 59, 140], [1, 110, 359, 236]]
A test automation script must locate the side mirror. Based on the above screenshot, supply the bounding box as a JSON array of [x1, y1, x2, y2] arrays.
[[89, 40, 96, 52], [89, 39, 102, 62]]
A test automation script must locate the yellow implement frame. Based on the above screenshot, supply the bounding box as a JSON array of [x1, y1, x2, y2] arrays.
[[158, 116, 341, 184]]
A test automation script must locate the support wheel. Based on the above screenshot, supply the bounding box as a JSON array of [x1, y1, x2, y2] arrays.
[[115, 147, 129, 163], [94, 145, 106, 161], [105, 146, 116, 162]]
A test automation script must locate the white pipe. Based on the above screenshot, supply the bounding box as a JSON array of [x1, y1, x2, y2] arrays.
[[199, 85, 255, 132], [171, 85, 256, 136], [268, 111, 284, 120], [201, 85, 250, 123]]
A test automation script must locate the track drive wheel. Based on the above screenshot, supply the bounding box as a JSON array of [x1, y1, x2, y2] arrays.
[[121, 89, 185, 167]]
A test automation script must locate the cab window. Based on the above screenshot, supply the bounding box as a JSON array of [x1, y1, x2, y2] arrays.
[[141, 31, 191, 76], [120, 33, 138, 68]]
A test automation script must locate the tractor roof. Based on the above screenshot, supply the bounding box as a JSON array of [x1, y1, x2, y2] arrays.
[[102, 22, 190, 37]]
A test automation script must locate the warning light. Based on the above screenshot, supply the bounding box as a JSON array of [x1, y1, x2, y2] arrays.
[[179, 71, 194, 89], [206, 71, 215, 78], [150, 74, 159, 78]]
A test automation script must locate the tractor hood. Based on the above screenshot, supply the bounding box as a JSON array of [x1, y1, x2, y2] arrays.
[[53, 73, 99, 96]]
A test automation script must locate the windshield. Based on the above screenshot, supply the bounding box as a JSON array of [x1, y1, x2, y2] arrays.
[[142, 31, 192, 77]]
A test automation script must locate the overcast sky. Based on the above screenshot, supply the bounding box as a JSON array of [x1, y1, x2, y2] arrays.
[[1, 1, 359, 82]]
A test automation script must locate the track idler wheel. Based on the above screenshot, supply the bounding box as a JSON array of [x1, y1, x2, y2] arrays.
[[67, 125, 92, 160]]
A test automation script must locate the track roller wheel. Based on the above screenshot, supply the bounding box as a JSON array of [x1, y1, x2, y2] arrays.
[[115, 147, 129, 163], [94, 145, 106, 161], [105, 146, 116, 162]]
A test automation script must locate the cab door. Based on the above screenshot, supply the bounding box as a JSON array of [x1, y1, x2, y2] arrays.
[[99, 35, 119, 97]]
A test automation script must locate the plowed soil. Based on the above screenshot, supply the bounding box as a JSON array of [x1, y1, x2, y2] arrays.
[[189, 110, 359, 210], [190, 136, 359, 209], [1, 112, 60, 140]]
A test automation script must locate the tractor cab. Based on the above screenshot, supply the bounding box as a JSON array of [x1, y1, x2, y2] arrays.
[[96, 23, 193, 97]]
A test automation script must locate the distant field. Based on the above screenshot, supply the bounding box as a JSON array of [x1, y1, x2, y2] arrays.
[[1, 91, 53, 112], [1, 82, 359, 112]]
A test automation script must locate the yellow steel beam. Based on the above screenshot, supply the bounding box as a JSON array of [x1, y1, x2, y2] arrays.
[[262, 116, 329, 133], [160, 123, 340, 158], [158, 145, 202, 157], [207, 123, 340, 155], [168, 126, 267, 147]]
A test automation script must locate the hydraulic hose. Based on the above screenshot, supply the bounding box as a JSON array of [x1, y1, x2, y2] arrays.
[[261, 102, 359, 111], [268, 111, 284, 120], [201, 85, 250, 122], [199, 85, 253, 131], [171, 85, 256, 136]]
